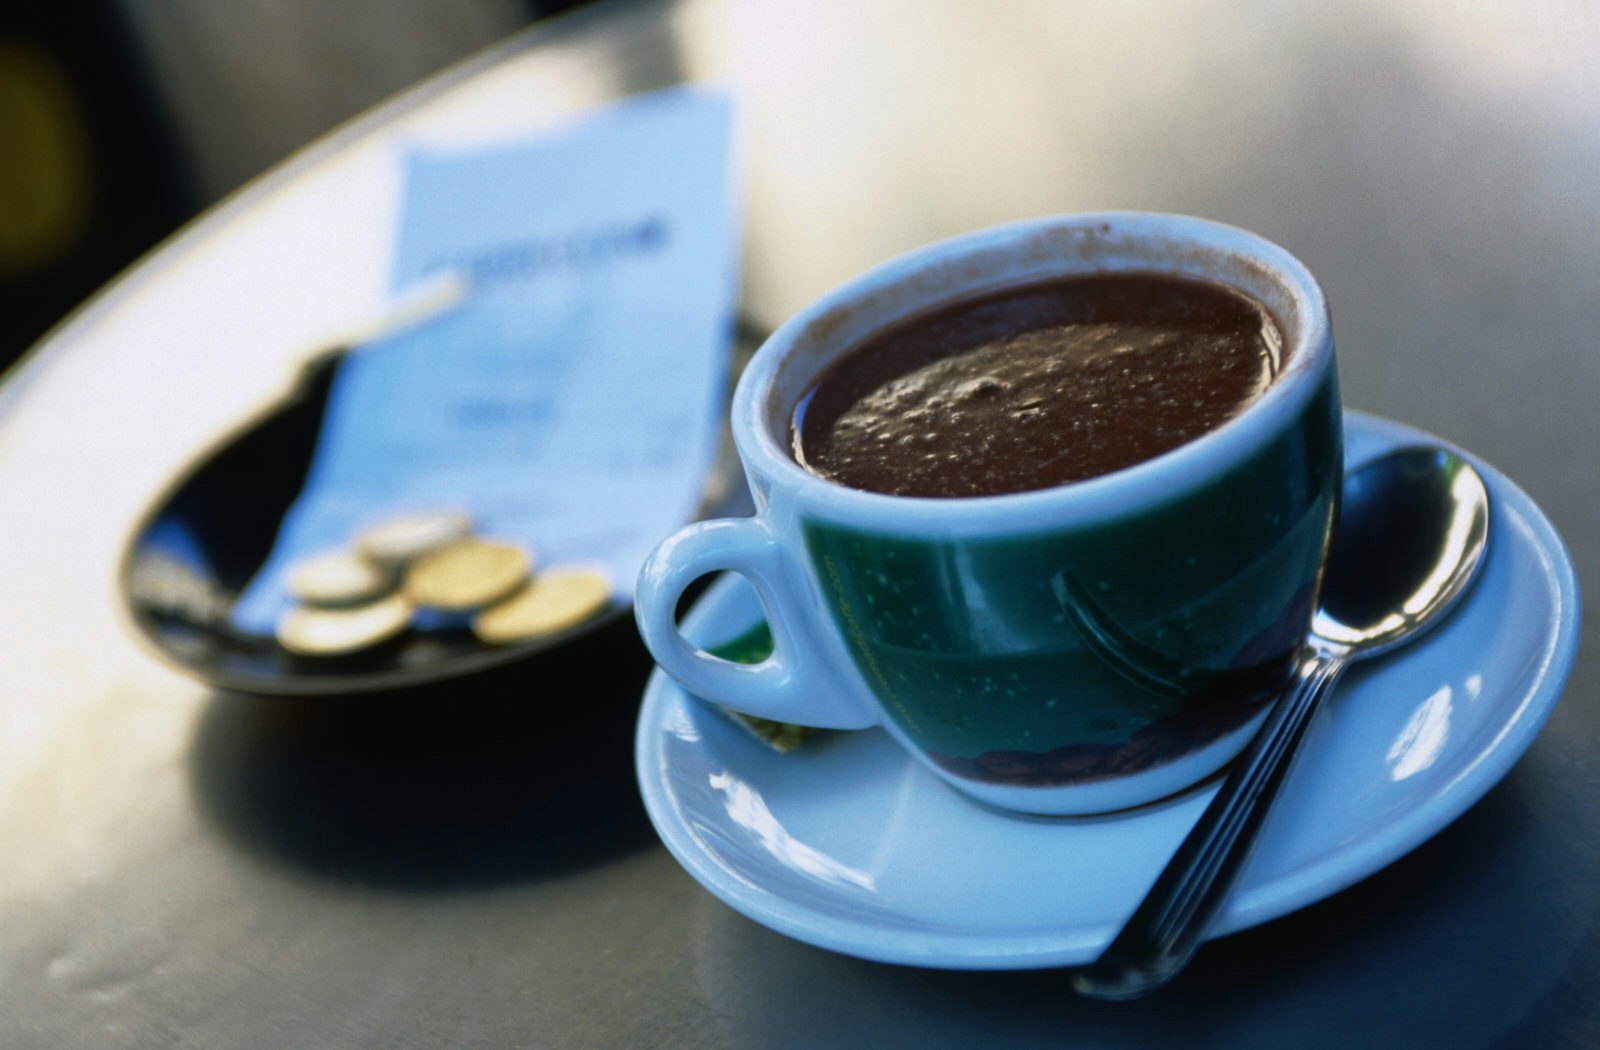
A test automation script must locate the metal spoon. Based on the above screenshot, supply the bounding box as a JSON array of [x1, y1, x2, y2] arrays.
[[1073, 444, 1491, 1000]]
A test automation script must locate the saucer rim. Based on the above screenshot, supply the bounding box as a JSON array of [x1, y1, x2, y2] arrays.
[[634, 410, 1582, 969]]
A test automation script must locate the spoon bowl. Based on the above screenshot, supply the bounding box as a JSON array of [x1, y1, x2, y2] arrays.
[[1315, 446, 1491, 654]]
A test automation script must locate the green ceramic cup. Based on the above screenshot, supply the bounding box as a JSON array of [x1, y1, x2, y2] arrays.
[[636, 213, 1341, 815]]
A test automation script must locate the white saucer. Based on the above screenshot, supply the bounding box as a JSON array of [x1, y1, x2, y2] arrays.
[[634, 412, 1581, 970]]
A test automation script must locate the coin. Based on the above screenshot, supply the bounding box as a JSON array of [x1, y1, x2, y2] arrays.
[[472, 566, 612, 644], [277, 592, 413, 656], [355, 509, 474, 573], [285, 549, 393, 606], [404, 538, 532, 611]]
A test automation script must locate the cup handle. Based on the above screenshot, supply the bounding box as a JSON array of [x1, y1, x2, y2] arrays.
[[634, 517, 878, 729]]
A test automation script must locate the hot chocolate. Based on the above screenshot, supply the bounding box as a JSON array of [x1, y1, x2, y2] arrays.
[[792, 273, 1284, 498]]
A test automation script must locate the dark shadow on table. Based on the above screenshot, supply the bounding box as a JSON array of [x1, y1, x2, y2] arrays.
[[186, 614, 660, 892]]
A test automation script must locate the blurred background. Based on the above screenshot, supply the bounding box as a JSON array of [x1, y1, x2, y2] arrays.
[[0, 0, 594, 378]]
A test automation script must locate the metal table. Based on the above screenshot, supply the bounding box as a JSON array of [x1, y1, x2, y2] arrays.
[[2, 2, 1594, 1046]]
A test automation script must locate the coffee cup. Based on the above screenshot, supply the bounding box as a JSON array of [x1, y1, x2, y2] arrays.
[[635, 212, 1341, 815]]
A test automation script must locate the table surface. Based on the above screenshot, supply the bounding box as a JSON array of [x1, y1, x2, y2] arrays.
[[3, 1, 1596, 1046]]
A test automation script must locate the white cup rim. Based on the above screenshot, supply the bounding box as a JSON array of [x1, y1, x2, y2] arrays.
[[732, 211, 1333, 535]]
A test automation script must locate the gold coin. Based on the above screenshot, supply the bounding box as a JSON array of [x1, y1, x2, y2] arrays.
[[472, 566, 612, 644], [354, 509, 474, 573], [285, 549, 392, 606], [277, 592, 413, 656], [404, 538, 532, 611]]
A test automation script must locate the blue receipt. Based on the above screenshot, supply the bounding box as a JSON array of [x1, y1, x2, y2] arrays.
[[232, 87, 739, 634]]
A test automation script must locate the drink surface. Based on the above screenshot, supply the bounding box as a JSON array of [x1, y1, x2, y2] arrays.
[[792, 273, 1284, 498]]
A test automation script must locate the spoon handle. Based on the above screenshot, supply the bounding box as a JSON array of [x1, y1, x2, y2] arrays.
[[1072, 645, 1349, 1000]]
